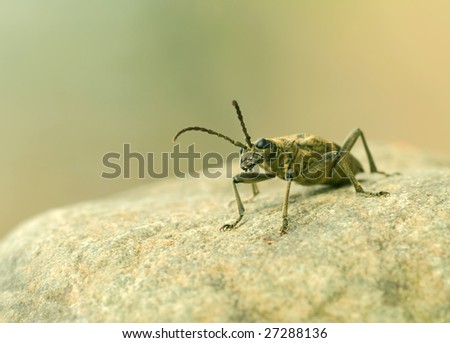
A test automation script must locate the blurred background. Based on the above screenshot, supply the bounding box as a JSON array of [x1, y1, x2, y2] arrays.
[[1, 0, 449, 239]]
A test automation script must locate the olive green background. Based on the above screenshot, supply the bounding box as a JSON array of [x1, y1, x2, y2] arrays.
[[1, 0, 449, 239]]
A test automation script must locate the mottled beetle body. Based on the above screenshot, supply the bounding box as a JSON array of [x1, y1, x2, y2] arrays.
[[174, 101, 389, 235], [240, 133, 363, 186]]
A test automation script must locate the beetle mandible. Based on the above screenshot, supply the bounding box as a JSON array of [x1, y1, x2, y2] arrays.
[[174, 100, 390, 235]]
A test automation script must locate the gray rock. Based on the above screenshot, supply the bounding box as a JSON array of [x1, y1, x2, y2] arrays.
[[0, 144, 449, 322]]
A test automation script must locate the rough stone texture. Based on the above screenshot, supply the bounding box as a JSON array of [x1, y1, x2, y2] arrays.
[[0, 144, 449, 322]]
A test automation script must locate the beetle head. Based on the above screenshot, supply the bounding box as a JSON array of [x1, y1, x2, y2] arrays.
[[239, 137, 276, 171]]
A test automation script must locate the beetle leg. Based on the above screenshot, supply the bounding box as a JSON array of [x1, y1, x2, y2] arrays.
[[251, 183, 260, 197], [337, 128, 391, 196], [220, 172, 275, 231], [338, 160, 389, 197], [341, 128, 390, 176], [227, 182, 260, 207], [279, 179, 292, 235]]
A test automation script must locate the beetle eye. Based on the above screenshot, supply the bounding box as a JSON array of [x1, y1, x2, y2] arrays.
[[239, 147, 244, 154], [255, 138, 272, 149]]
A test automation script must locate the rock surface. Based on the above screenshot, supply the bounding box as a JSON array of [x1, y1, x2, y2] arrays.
[[0, 144, 449, 322]]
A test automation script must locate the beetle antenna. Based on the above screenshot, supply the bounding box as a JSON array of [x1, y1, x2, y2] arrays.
[[232, 100, 252, 147], [173, 126, 246, 149]]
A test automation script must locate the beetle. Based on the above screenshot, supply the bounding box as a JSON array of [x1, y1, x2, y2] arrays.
[[174, 100, 389, 235]]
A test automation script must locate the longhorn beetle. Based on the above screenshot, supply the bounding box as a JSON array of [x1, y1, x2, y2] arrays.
[[174, 100, 390, 235]]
